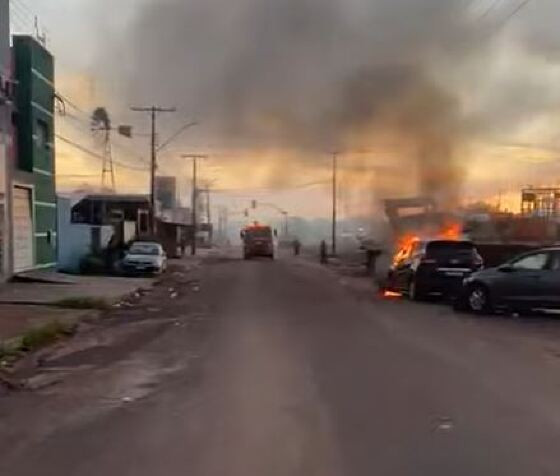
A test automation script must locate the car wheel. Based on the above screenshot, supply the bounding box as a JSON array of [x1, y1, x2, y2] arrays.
[[467, 284, 492, 314], [408, 278, 424, 301]]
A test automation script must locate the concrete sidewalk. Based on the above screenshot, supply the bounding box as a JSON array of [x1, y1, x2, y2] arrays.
[[0, 275, 153, 344], [0, 306, 93, 342], [0, 275, 154, 306]]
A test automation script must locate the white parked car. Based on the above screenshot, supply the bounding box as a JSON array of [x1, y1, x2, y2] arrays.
[[123, 241, 167, 274]]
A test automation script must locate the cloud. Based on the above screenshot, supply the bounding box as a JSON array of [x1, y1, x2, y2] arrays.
[[85, 0, 560, 212]]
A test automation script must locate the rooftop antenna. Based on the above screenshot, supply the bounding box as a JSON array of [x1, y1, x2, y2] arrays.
[[34, 16, 47, 46]]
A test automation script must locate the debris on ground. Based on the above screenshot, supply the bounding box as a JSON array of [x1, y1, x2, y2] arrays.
[[52, 297, 110, 310], [432, 416, 454, 433], [0, 260, 198, 391], [23, 372, 64, 391]]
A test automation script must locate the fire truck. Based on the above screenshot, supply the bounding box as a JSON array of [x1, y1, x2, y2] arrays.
[[241, 223, 276, 260]]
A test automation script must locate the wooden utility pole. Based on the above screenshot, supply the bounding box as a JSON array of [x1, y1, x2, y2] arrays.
[[130, 106, 176, 234], [181, 154, 208, 255], [332, 152, 338, 256], [205, 187, 212, 245]]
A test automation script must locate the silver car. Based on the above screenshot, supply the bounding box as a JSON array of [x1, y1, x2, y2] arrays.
[[123, 241, 167, 274]]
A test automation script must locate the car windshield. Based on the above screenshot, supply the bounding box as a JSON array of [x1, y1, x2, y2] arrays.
[[247, 228, 272, 239], [129, 243, 160, 256]]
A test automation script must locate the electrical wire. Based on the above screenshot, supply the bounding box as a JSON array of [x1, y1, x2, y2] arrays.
[[12, 0, 35, 18], [11, 0, 50, 38], [501, 0, 532, 24], [55, 134, 149, 172], [55, 98, 150, 169], [478, 0, 503, 19]]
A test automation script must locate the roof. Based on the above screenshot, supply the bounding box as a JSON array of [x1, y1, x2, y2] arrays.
[[81, 194, 150, 203], [418, 237, 473, 244]]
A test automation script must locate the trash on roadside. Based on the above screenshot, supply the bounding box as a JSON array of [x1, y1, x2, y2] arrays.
[[122, 396, 133, 403], [432, 416, 454, 433], [170, 292, 178, 299]]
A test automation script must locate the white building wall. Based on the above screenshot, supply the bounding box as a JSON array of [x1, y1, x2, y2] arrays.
[[57, 197, 113, 273]]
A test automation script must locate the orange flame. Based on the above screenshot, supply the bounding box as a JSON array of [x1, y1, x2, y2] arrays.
[[392, 233, 420, 266], [397, 233, 420, 250], [383, 290, 402, 298], [439, 222, 462, 241]]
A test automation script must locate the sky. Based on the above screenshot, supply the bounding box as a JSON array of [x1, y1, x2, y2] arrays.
[[10, 0, 560, 218]]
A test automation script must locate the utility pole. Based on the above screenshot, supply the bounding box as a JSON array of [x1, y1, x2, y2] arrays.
[[181, 154, 208, 255], [282, 211, 289, 237], [332, 152, 338, 256], [131, 106, 176, 234], [205, 187, 212, 245]]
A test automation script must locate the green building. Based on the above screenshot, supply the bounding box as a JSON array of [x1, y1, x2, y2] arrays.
[[12, 36, 56, 272]]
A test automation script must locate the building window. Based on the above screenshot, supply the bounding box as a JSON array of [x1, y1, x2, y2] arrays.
[[36, 120, 49, 149]]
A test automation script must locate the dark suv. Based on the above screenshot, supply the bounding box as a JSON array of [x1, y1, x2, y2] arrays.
[[386, 239, 483, 300]]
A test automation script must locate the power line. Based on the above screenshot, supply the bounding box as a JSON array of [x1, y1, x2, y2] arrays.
[[12, 0, 50, 33], [55, 134, 148, 172], [478, 0, 503, 19], [501, 0, 532, 24], [9, 8, 32, 32], [12, 0, 36, 18], [131, 105, 177, 233], [10, 2, 33, 22], [208, 180, 331, 195], [55, 95, 149, 166]]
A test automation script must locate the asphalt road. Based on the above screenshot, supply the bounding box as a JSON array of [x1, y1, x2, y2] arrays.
[[3, 252, 560, 475]]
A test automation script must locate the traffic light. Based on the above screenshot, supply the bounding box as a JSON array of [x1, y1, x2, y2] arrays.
[[244, 209, 249, 217], [251, 200, 257, 209]]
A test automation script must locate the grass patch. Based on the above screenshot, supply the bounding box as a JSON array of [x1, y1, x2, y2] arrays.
[[0, 343, 21, 364], [52, 297, 110, 310], [18, 320, 76, 353], [0, 320, 77, 366]]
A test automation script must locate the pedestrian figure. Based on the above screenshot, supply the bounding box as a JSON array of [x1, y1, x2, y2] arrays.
[[320, 240, 328, 264], [293, 239, 301, 256]]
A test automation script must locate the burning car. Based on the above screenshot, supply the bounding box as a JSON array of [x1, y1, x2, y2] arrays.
[[385, 234, 483, 300]]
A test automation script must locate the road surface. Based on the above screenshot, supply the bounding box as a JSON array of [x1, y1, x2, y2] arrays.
[[3, 252, 560, 475]]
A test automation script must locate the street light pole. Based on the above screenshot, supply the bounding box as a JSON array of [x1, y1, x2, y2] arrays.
[[130, 105, 176, 235]]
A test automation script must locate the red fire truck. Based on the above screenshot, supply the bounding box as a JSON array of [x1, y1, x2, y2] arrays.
[[241, 224, 276, 260]]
